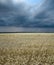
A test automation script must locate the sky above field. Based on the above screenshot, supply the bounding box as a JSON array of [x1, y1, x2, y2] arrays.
[[0, 0, 54, 32]]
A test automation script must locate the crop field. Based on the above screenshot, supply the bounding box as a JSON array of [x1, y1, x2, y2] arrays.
[[0, 33, 54, 65]]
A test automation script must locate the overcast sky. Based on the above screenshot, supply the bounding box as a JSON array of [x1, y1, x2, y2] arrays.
[[0, 0, 54, 32]]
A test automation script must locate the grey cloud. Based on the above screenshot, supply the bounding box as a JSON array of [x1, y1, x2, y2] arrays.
[[0, 0, 54, 29], [0, 27, 54, 33]]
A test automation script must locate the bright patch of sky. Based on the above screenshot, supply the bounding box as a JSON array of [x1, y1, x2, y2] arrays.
[[12, 0, 25, 4], [12, 0, 44, 6], [26, 0, 42, 5]]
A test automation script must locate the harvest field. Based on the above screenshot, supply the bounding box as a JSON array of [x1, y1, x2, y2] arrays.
[[0, 33, 54, 65]]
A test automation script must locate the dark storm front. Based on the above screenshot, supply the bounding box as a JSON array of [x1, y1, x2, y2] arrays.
[[0, 0, 54, 32]]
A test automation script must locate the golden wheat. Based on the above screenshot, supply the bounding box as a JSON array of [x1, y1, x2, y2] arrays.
[[0, 33, 54, 65]]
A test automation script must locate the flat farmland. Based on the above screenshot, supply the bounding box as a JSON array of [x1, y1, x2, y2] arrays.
[[0, 33, 54, 65]]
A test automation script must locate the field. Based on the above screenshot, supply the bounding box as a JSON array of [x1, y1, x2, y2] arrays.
[[0, 33, 54, 65]]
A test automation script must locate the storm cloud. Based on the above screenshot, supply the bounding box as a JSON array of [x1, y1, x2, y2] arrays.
[[0, 0, 54, 32]]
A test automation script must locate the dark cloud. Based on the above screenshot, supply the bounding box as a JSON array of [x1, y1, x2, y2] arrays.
[[0, 0, 54, 32]]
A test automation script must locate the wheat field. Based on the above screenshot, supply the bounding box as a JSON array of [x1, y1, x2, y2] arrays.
[[0, 33, 54, 65]]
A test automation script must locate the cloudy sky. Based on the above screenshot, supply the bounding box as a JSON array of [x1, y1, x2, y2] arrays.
[[0, 0, 54, 32]]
